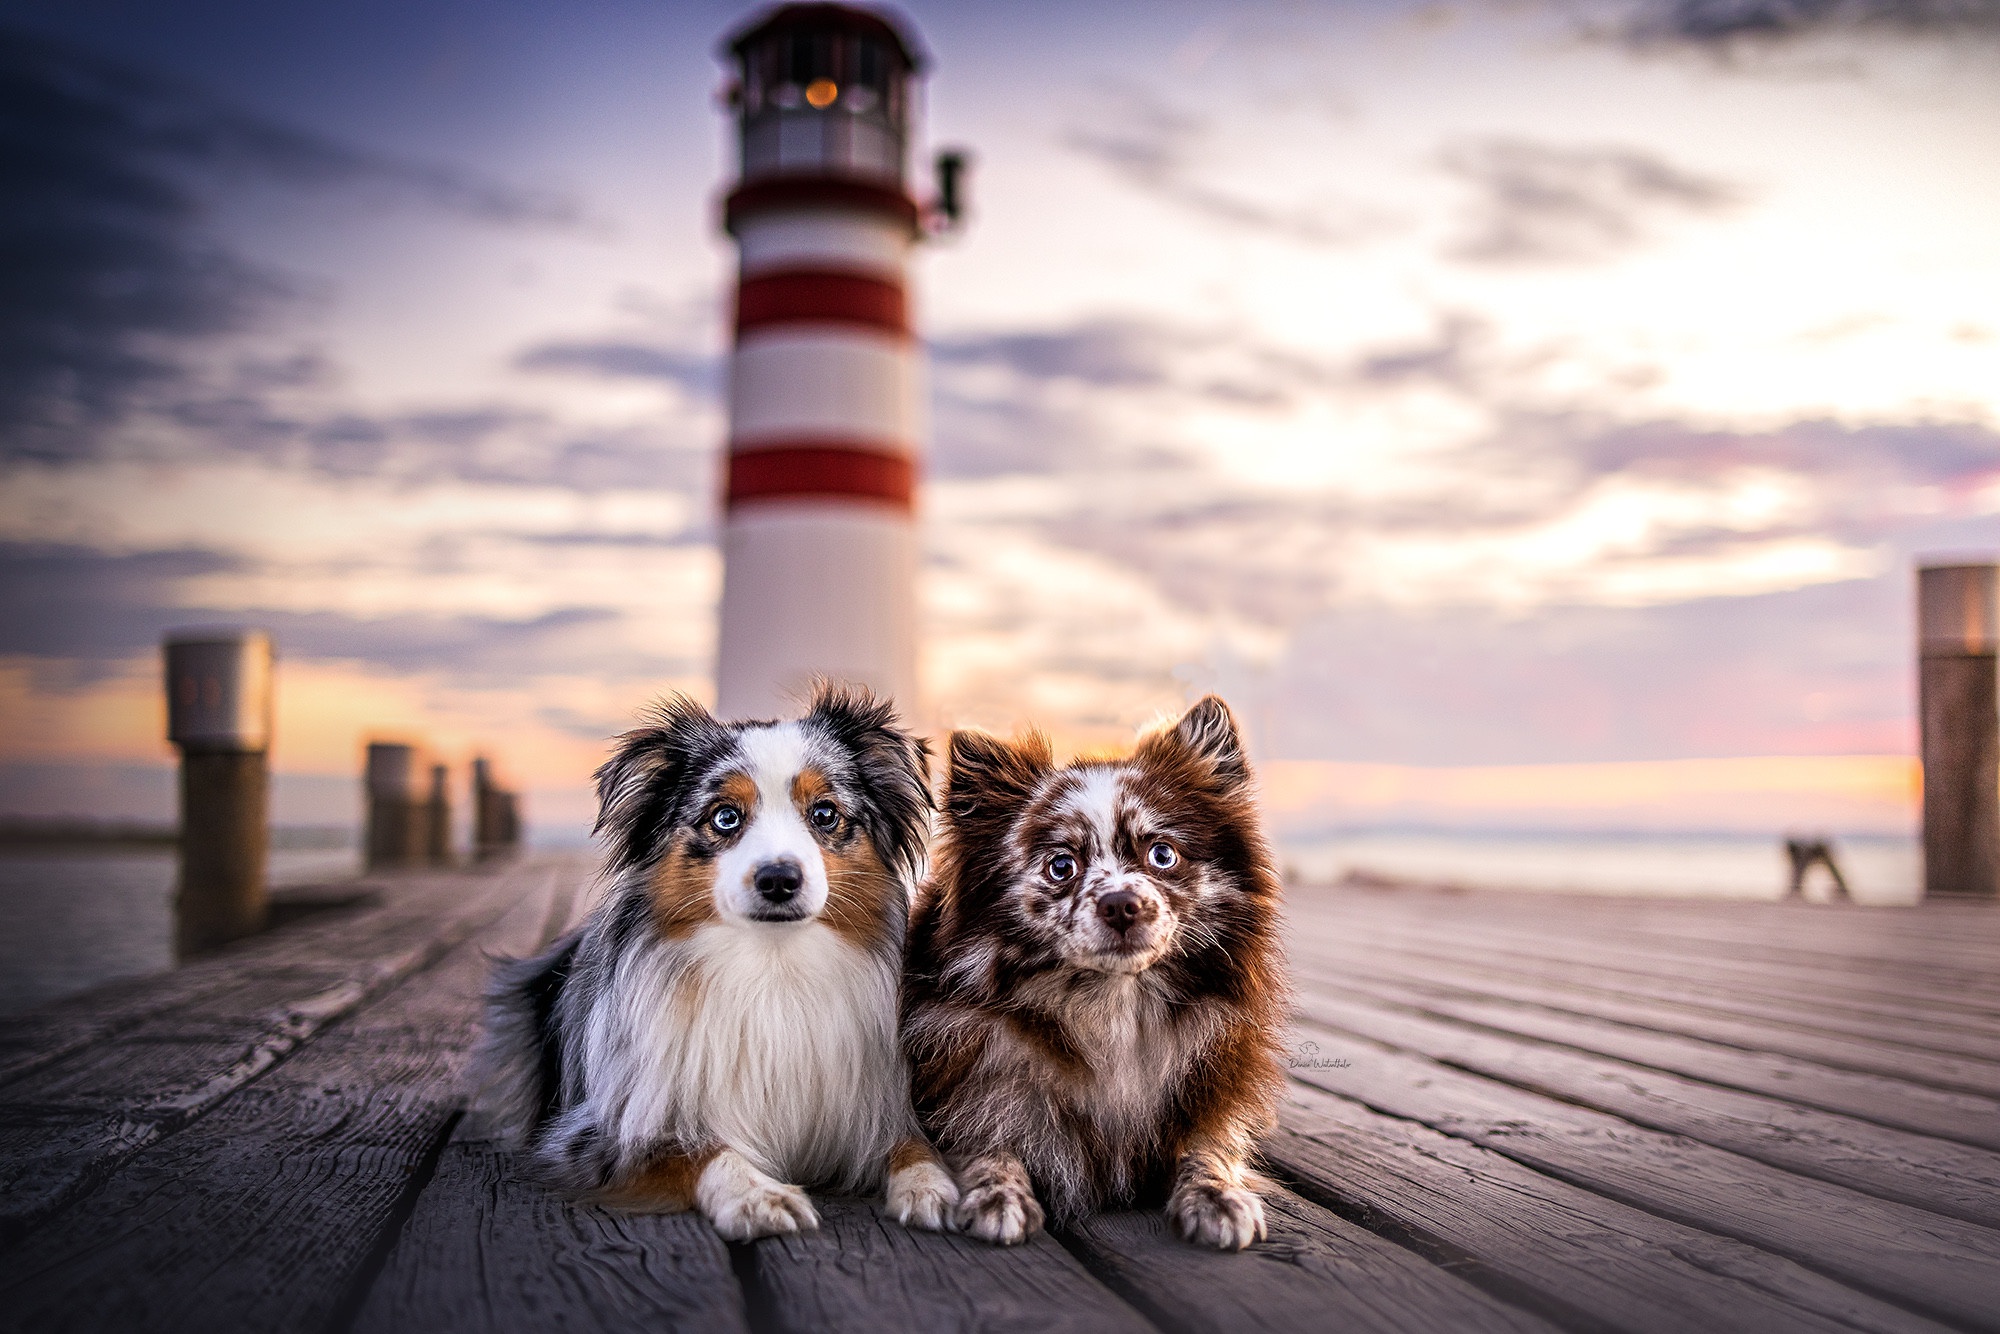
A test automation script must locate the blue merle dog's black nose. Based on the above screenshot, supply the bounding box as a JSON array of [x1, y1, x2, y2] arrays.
[[754, 859, 803, 903]]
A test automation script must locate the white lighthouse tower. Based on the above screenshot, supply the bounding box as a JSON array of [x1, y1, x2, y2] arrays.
[[714, 4, 929, 720]]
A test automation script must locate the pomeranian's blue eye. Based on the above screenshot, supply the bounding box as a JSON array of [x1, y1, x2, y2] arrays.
[[711, 805, 742, 833], [1045, 852, 1077, 883], [809, 800, 839, 831], [1147, 841, 1178, 870]]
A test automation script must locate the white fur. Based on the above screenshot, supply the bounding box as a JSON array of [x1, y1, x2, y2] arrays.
[[698, 1146, 820, 1239], [583, 918, 907, 1192], [886, 1157, 959, 1230], [712, 723, 831, 923]]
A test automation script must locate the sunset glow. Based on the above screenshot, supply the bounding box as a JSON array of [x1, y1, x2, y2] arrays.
[[1, 0, 1994, 839]]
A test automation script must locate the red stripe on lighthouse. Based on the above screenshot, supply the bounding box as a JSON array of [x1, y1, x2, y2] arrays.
[[736, 271, 908, 338], [726, 443, 916, 512]]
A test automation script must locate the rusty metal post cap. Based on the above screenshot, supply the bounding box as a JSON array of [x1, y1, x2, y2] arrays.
[[164, 630, 273, 751], [1918, 562, 1999, 654]]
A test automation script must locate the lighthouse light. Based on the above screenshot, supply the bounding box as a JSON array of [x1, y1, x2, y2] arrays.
[[806, 78, 839, 109]]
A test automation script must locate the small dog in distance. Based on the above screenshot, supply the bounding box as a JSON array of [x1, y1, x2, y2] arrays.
[[478, 686, 958, 1239], [902, 696, 1289, 1249]]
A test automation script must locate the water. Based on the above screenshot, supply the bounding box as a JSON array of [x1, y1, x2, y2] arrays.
[[0, 844, 361, 1016], [1279, 829, 1922, 907], [0, 828, 1927, 1017]]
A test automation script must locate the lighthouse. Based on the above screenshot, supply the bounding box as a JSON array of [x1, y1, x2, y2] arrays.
[[714, 4, 930, 721]]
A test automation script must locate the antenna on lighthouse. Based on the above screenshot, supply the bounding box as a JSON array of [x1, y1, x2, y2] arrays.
[[714, 3, 933, 721]]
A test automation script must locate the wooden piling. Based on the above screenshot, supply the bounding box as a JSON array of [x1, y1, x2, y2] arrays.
[[365, 743, 427, 870], [1919, 563, 1999, 898], [164, 631, 273, 957], [425, 763, 452, 866], [472, 756, 522, 860]]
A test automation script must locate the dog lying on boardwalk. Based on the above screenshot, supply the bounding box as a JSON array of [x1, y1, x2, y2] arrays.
[[477, 685, 958, 1239], [903, 696, 1289, 1250]]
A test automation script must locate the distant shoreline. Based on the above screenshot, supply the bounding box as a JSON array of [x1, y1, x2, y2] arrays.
[[0, 822, 354, 851]]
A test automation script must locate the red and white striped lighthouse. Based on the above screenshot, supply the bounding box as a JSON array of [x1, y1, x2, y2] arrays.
[[715, 5, 928, 720]]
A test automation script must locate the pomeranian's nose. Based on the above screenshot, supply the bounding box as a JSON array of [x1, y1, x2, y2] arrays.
[[1096, 889, 1143, 931], [754, 858, 803, 903]]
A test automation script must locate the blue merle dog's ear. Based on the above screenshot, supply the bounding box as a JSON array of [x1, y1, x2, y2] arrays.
[[944, 728, 1051, 827], [804, 681, 933, 882], [593, 695, 731, 871], [1142, 694, 1249, 790]]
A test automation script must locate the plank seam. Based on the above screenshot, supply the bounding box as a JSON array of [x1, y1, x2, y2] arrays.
[[323, 1109, 464, 1334], [1257, 1143, 1620, 1334], [0, 893, 512, 1251], [1288, 1015, 1999, 1334], [1295, 976, 2000, 1152]]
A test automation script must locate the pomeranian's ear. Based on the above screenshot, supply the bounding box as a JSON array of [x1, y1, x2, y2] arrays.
[[593, 695, 730, 870], [944, 728, 1051, 823], [804, 680, 932, 880], [1145, 694, 1249, 788]]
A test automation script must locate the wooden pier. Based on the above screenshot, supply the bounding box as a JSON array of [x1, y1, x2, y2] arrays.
[[2, 858, 1997, 1333]]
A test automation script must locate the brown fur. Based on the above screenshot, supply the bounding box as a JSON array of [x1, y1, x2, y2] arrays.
[[596, 1144, 720, 1212], [649, 838, 722, 940], [888, 1136, 943, 1176], [902, 696, 1289, 1245], [820, 836, 900, 956]]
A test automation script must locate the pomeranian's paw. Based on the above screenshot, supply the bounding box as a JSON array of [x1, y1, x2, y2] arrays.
[[955, 1180, 1044, 1245], [697, 1150, 820, 1241], [1169, 1182, 1266, 1251], [887, 1159, 960, 1231]]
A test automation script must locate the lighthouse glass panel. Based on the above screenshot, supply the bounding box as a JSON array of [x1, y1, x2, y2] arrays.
[[737, 30, 906, 184]]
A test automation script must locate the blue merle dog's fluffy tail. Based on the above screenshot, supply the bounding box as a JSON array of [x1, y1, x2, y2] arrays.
[[474, 928, 583, 1146]]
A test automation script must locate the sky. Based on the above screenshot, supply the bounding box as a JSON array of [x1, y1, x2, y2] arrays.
[[0, 0, 1995, 840]]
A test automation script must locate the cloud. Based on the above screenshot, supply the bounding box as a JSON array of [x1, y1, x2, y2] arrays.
[[1441, 137, 1743, 264], [1064, 89, 1394, 248], [1257, 575, 1916, 766], [514, 339, 717, 399], [1618, 0, 2000, 47], [0, 27, 589, 465], [0, 540, 696, 681], [0, 544, 238, 662]]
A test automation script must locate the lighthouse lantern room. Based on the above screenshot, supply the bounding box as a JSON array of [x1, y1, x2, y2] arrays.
[[714, 4, 928, 721]]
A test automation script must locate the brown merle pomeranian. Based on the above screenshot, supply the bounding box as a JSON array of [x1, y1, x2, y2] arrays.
[[902, 696, 1289, 1250], [478, 685, 958, 1240]]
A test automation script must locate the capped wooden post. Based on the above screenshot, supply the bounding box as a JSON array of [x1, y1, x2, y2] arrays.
[[1919, 562, 1999, 898], [164, 629, 273, 957], [472, 756, 522, 861], [425, 762, 453, 866], [365, 742, 427, 870]]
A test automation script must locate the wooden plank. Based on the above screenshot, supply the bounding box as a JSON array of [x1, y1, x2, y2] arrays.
[[0, 870, 528, 1245], [1292, 918, 2000, 1063], [1293, 899, 2000, 1047], [1284, 1012, 2000, 1332], [1288, 928, 2000, 1096], [1306, 892, 2000, 1020], [1290, 961, 2000, 1151], [1293, 936, 2000, 1099], [0, 862, 566, 1333], [740, 1197, 1154, 1334], [1061, 1187, 1557, 1334], [1267, 1084, 1945, 1334], [1290, 977, 2000, 1229], [0, 872, 514, 1089], [351, 1133, 748, 1334]]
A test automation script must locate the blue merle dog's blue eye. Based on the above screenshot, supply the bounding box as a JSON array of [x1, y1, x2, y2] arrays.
[[1045, 852, 1077, 883], [1148, 841, 1178, 870], [711, 805, 742, 833]]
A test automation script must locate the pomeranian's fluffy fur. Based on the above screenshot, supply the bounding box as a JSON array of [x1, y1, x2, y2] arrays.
[[902, 696, 1289, 1249], [477, 685, 958, 1239]]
